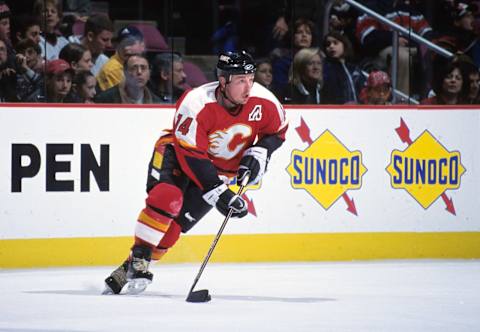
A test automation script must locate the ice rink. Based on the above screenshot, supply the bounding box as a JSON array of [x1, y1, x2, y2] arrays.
[[1, 260, 479, 332]]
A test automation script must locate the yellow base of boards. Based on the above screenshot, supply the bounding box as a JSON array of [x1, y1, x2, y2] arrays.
[[1, 232, 479, 268]]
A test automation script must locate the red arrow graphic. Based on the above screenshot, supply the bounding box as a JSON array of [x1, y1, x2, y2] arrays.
[[242, 194, 257, 217], [295, 117, 314, 145], [395, 117, 413, 145], [395, 118, 456, 215], [441, 193, 456, 215], [342, 193, 358, 216], [295, 117, 357, 216]]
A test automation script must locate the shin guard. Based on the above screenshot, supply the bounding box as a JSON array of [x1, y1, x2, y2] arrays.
[[134, 183, 183, 248]]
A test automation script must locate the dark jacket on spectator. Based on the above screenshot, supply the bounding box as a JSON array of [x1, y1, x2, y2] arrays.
[[322, 57, 365, 104], [0, 60, 18, 102], [95, 83, 162, 104], [279, 81, 325, 104]]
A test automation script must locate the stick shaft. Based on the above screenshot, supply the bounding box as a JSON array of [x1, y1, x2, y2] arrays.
[[187, 177, 249, 295]]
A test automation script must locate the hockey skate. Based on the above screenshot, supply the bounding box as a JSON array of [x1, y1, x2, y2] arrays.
[[103, 245, 154, 295], [103, 260, 129, 295]]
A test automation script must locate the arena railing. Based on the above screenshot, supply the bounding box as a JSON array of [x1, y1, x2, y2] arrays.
[[324, 0, 455, 104]]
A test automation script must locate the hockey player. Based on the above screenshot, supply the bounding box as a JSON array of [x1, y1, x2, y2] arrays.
[[104, 50, 288, 295]]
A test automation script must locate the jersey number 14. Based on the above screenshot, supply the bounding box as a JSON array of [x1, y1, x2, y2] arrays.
[[176, 115, 193, 135]]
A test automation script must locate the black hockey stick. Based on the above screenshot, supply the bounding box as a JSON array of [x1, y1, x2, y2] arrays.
[[186, 172, 250, 303]]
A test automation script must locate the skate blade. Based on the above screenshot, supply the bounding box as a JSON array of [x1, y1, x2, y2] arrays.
[[125, 278, 152, 295], [102, 285, 114, 295]]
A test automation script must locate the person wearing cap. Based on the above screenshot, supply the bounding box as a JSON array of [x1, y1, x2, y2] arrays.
[[103, 50, 288, 295], [356, 0, 433, 95], [26, 59, 75, 102], [434, 2, 480, 67], [95, 53, 160, 104], [359, 70, 393, 105], [96, 26, 145, 91]]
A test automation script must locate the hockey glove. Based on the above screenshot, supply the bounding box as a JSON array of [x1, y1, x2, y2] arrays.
[[237, 146, 268, 185], [203, 183, 248, 218]]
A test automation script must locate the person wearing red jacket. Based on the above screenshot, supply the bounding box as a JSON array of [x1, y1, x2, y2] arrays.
[[104, 50, 288, 295]]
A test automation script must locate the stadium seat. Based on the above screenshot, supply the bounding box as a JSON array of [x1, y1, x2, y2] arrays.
[[183, 61, 208, 88]]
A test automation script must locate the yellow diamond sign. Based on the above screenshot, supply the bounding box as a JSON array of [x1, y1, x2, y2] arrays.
[[386, 130, 466, 209], [287, 130, 367, 209]]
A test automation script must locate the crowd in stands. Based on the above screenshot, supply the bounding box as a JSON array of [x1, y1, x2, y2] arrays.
[[1, 0, 480, 105]]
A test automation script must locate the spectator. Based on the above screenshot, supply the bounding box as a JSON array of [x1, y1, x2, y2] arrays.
[[356, 0, 433, 95], [96, 26, 145, 91], [270, 0, 324, 47], [433, 2, 480, 67], [328, 2, 360, 60], [254, 58, 273, 90], [0, 0, 15, 66], [95, 54, 161, 104], [15, 38, 44, 101], [359, 70, 393, 105], [26, 59, 75, 102], [150, 52, 187, 104], [0, 1, 11, 43], [11, 15, 41, 47], [0, 37, 16, 101], [270, 18, 316, 93], [421, 60, 468, 105], [322, 31, 365, 104], [279, 47, 324, 104], [33, 0, 69, 60], [458, 59, 480, 104], [72, 70, 96, 103], [68, 13, 113, 76], [59, 42, 93, 73]]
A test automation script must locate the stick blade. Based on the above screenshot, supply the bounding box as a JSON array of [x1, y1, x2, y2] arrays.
[[186, 289, 211, 303]]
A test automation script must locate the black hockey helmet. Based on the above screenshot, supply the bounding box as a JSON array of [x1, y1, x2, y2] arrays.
[[217, 51, 256, 80]]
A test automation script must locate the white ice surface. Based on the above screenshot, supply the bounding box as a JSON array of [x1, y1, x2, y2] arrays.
[[0, 260, 479, 332]]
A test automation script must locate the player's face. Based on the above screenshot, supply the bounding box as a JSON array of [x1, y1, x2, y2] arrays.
[[225, 73, 255, 105]]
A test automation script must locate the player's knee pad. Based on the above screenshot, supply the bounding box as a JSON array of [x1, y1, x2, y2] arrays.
[[134, 183, 183, 247], [146, 182, 183, 216]]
